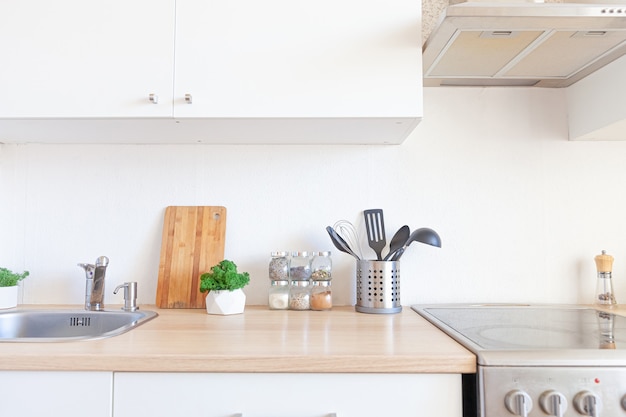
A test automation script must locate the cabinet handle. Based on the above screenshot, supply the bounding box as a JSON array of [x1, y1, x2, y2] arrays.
[[149, 94, 158, 104], [185, 93, 192, 104]]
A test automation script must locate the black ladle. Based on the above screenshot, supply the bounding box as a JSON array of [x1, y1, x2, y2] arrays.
[[383, 225, 410, 261], [390, 227, 442, 261], [326, 226, 360, 260]]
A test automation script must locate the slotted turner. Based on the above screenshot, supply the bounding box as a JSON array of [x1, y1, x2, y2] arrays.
[[363, 208, 386, 260]]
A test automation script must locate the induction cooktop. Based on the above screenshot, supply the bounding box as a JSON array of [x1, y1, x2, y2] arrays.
[[412, 304, 626, 366]]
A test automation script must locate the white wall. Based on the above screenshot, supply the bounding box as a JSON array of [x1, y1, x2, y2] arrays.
[[567, 54, 626, 140], [3, 87, 626, 308]]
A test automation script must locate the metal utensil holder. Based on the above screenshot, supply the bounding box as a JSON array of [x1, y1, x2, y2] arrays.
[[355, 260, 401, 314]]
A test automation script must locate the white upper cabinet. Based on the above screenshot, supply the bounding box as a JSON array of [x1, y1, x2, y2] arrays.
[[0, 0, 175, 118], [173, 0, 421, 119], [0, 0, 422, 144]]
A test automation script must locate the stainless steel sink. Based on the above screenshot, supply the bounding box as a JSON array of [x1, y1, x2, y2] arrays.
[[0, 308, 157, 342]]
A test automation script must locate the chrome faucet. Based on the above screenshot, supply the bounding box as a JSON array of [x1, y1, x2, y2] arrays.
[[78, 256, 109, 311]]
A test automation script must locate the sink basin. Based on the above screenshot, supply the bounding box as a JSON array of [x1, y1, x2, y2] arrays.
[[0, 308, 158, 342]]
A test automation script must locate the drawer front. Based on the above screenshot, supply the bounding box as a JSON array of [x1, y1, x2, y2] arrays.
[[0, 371, 112, 417], [113, 372, 461, 417]]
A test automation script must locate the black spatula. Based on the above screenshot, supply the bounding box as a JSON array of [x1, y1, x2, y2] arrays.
[[363, 208, 386, 260]]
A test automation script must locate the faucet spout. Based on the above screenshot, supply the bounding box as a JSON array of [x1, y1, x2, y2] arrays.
[[79, 256, 109, 311]]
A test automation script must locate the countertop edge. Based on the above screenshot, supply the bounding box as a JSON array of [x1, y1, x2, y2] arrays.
[[0, 355, 477, 373], [0, 305, 477, 374]]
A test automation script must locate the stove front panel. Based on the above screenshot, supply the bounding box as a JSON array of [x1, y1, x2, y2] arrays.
[[481, 366, 626, 417]]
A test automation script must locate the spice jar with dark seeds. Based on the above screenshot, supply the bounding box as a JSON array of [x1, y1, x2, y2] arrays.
[[310, 251, 332, 311], [269, 251, 290, 281], [268, 251, 290, 310], [289, 251, 312, 310], [289, 251, 312, 281]]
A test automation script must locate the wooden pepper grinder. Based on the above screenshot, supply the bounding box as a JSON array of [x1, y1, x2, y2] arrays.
[[595, 250, 617, 307]]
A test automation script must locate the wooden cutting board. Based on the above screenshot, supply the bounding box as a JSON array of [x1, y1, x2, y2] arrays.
[[156, 206, 227, 308]]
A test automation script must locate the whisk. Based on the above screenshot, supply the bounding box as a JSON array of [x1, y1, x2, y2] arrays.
[[333, 220, 364, 260]]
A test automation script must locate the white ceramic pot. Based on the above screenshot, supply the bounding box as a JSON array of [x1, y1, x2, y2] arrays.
[[0, 286, 18, 309], [205, 289, 246, 315]]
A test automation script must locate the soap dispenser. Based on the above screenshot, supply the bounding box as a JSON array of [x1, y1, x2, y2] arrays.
[[595, 250, 617, 308]]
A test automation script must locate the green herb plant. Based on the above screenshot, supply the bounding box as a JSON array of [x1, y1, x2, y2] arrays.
[[0, 268, 29, 287], [200, 260, 250, 292]]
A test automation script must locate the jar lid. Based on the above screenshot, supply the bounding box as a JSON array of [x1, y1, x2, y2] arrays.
[[291, 251, 312, 257], [315, 251, 331, 256], [271, 251, 289, 257]]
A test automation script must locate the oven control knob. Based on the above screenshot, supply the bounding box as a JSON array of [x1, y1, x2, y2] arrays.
[[505, 390, 533, 417], [540, 390, 567, 417], [574, 391, 601, 417]]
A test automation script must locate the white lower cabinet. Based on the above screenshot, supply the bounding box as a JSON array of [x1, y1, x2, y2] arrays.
[[0, 371, 112, 417], [113, 372, 462, 417], [0, 371, 462, 416]]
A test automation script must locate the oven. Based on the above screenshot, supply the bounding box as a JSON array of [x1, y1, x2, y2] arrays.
[[412, 304, 626, 417]]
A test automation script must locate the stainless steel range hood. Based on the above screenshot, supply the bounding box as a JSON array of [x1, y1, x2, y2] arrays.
[[423, 0, 626, 87]]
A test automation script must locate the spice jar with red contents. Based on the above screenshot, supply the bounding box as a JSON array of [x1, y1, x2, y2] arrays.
[[310, 251, 332, 311]]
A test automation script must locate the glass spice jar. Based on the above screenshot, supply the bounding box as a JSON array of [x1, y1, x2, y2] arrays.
[[310, 251, 332, 311], [311, 251, 332, 281], [289, 251, 312, 281], [289, 251, 312, 310], [310, 281, 332, 311], [269, 251, 290, 281], [268, 280, 290, 310], [268, 251, 290, 310], [289, 280, 311, 310]]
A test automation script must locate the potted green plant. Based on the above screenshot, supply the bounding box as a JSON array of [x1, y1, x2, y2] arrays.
[[200, 260, 250, 315], [0, 268, 29, 309]]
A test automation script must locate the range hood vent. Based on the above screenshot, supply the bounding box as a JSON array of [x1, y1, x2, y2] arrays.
[[422, 0, 626, 87]]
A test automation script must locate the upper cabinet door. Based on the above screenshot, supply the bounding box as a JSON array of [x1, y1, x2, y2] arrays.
[[0, 0, 422, 143], [0, 0, 175, 118], [173, 0, 422, 118]]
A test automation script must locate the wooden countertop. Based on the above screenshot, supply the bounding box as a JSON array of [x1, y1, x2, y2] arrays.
[[0, 305, 476, 374]]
